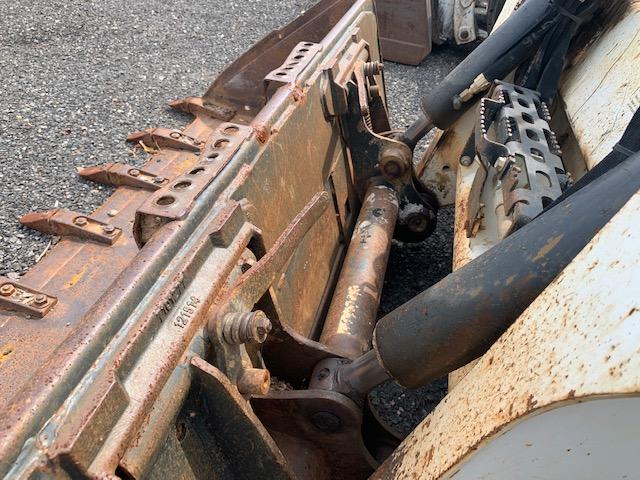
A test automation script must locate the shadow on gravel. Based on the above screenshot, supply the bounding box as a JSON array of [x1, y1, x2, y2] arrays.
[[370, 206, 454, 437]]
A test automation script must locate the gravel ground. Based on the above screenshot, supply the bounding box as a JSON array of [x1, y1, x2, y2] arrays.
[[0, 0, 466, 438]]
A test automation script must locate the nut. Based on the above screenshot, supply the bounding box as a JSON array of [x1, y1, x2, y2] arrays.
[[460, 155, 473, 167], [407, 213, 428, 233], [379, 144, 411, 180], [102, 224, 116, 235], [153, 176, 166, 184], [128, 169, 140, 177], [74, 216, 88, 227], [363, 61, 384, 77], [0, 284, 15, 296], [33, 294, 48, 306]]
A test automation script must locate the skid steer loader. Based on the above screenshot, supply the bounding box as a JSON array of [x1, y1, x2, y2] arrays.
[[1, 0, 638, 478]]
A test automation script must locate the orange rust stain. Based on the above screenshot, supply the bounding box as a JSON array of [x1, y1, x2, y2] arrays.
[[253, 124, 269, 144], [291, 85, 306, 102], [532, 234, 564, 262]]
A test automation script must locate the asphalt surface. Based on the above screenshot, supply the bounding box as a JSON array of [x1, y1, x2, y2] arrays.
[[0, 0, 466, 437]]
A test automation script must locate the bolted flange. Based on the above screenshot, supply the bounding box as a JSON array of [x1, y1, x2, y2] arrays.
[[221, 310, 273, 345]]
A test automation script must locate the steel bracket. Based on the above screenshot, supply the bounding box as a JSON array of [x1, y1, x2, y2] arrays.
[[127, 127, 204, 152], [77, 163, 169, 190], [251, 389, 375, 479], [453, 0, 477, 44], [20, 208, 122, 245], [169, 96, 236, 121], [0, 277, 57, 318]]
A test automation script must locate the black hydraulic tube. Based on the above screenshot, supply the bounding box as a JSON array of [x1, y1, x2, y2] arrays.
[[364, 154, 640, 389], [400, 114, 434, 149]]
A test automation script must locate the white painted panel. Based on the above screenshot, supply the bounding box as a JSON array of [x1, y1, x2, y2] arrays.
[[446, 397, 640, 480]]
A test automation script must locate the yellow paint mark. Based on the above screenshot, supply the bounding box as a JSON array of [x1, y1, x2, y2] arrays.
[[66, 263, 90, 288], [533, 234, 564, 262], [0, 343, 14, 363]]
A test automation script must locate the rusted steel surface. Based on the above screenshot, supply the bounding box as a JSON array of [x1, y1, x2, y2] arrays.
[[169, 96, 235, 121], [251, 389, 376, 480], [0, 0, 388, 477], [127, 127, 204, 152], [376, 0, 433, 65], [373, 192, 640, 479], [216, 191, 330, 311], [133, 122, 252, 246], [192, 357, 294, 479], [320, 184, 399, 359]]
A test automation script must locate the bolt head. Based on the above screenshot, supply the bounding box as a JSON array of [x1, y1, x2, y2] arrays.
[[0, 284, 15, 296], [252, 311, 273, 342], [74, 216, 88, 227], [128, 169, 140, 177], [153, 176, 165, 184], [311, 411, 341, 432], [407, 213, 428, 233], [102, 224, 116, 234]]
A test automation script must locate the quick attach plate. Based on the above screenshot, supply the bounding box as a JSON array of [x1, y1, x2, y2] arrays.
[[476, 81, 566, 233]]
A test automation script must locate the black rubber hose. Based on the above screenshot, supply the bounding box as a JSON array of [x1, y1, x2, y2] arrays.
[[481, 14, 559, 87], [372, 153, 640, 389]]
